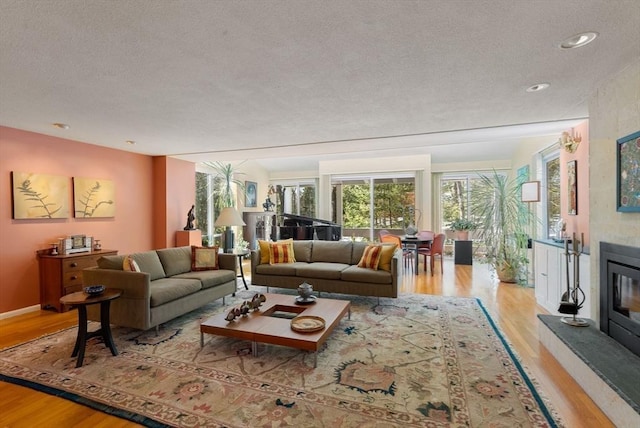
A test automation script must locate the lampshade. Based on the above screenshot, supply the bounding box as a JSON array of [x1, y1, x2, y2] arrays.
[[214, 207, 246, 227]]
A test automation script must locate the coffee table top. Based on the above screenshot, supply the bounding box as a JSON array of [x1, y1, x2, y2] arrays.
[[200, 293, 350, 352]]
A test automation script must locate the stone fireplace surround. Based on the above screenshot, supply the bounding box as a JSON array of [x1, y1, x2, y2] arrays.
[[538, 241, 640, 427]]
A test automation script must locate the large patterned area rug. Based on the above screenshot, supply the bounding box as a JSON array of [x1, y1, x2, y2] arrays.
[[0, 291, 562, 427]]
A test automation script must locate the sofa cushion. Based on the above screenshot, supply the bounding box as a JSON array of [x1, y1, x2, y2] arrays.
[[269, 241, 295, 264], [149, 278, 202, 307], [97, 255, 125, 270], [255, 262, 303, 276], [295, 262, 349, 280], [292, 241, 313, 262], [130, 251, 167, 281], [351, 241, 369, 265], [122, 255, 141, 272], [357, 245, 382, 270], [378, 244, 398, 272], [173, 269, 236, 289], [157, 246, 192, 276], [311, 240, 353, 264], [341, 265, 393, 284], [258, 240, 271, 264], [191, 246, 220, 271]]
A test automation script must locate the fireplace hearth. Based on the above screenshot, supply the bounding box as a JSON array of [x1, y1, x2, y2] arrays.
[[600, 242, 640, 358]]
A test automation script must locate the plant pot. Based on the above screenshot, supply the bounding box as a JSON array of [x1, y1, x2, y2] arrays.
[[496, 263, 517, 283], [455, 231, 469, 240]]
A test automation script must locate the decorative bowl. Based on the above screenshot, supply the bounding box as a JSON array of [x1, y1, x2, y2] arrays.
[[84, 285, 105, 296], [297, 282, 314, 299]]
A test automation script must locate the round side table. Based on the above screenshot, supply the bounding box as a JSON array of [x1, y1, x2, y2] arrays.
[[232, 249, 251, 290], [59, 288, 122, 367]]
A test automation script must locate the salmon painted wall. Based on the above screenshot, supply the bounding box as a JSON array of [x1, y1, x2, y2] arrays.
[[153, 156, 197, 249], [560, 121, 590, 246], [0, 127, 194, 314]]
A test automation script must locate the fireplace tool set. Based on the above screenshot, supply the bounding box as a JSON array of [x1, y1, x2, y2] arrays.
[[559, 232, 588, 327]]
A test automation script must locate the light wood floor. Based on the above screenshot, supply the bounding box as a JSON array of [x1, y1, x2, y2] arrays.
[[0, 257, 613, 427]]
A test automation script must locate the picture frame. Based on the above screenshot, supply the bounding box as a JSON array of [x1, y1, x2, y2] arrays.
[[73, 177, 116, 218], [521, 181, 540, 202], [245, 181, 257, 208], [11, 171, 69, 219], [616, 130, 640, 212], [567, 160, 577, 215]]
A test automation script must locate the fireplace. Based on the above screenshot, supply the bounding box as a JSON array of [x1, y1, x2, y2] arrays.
[[600, 242, 640, 358]]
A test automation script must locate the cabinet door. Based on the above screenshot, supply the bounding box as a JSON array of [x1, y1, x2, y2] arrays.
[[534, 243, 548, 304], [546, 246, 561, 313]]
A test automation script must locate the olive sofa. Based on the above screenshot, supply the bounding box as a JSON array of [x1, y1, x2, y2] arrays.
[[83, 246, 237, 331], [250, 240, 401, 298]]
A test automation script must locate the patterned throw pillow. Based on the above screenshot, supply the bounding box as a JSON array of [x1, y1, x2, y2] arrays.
[[377, 243, 398, 271], [358, 244, 383, 270], [260, 238, 296, 264], [191, 246, 220, 271], [269, 241, 295, 264], [122, 255, 141, 272]]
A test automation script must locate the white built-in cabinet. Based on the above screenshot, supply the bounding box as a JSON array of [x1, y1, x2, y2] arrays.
[[534, 240, 591, 319]]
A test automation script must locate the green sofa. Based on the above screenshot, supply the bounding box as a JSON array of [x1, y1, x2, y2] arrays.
[[250, 240, 401, 298], [83, 246, 237, 331]]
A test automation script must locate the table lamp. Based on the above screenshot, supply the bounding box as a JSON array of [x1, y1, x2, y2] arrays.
[[214, 207, 246, 253]]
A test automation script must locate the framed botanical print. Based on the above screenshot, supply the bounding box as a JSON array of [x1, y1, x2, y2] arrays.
[[567, 160, 577, 215], [73, 177, 115, 218], [11, 171, 69, 219], [616, 130, 640, 212]]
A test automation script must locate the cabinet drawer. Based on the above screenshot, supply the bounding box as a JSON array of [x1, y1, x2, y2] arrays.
[[62, 256, 101, 272], [63, 270, 84, 287]]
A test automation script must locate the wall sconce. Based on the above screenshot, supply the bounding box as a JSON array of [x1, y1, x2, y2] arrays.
[[558, 131, 582, 153]]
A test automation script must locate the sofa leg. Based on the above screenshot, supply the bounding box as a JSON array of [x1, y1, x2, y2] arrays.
[[155, 325, 159, 336], [223, 296, 226, 305]]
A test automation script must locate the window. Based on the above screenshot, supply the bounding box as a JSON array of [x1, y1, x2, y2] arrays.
[[331, 173, 415, 241], [271, 181, 317, 218], [440, 173, 490, 229], [543, 153, 561, 238]]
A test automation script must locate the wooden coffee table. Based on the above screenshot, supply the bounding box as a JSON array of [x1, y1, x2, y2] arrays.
[[200, 293, 350, 367]]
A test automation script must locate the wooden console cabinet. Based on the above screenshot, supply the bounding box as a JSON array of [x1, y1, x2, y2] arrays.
[[37, 249, 117, 312]]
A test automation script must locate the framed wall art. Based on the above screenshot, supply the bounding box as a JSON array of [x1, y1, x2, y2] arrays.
[[11, 171, 69, 219], [245, 181, 257, 208], [521, 181, 541, 202], [567, 160, 577, 215], [73, 177, 115, 218], [616, 130, 640, 212]]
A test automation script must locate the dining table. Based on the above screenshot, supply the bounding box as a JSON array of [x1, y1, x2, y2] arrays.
[[400, 235, 433, 275]]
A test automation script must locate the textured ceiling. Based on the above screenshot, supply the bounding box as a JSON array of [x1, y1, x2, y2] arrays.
[[1, 0, 639, 171]]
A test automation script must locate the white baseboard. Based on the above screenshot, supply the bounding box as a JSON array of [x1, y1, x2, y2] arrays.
[[0, 304, 41, 320]]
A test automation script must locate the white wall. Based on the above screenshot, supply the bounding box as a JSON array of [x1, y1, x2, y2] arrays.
[[588, 58, 640, 321]]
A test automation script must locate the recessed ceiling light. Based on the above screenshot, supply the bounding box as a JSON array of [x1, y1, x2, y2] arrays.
[[52, 123, 69, 129], [526, 83, 550, 93], [559, 32, 598, 49], [126, 140, 136, 145]]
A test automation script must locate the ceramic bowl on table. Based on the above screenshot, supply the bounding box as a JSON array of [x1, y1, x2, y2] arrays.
[[84, 285, 105, 296]]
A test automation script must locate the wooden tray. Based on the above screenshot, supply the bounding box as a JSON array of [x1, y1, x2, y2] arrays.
[[291, 315, 325, 333]]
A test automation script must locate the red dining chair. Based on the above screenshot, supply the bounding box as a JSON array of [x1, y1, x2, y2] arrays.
[[416, 231, 434, 271], [381, 234, 414, 270], [419, 233, 445, 275]]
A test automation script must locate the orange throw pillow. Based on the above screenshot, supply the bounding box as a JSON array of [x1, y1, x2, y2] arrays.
[[358, 244, 383, 270], [377, 243, 398, 271], [269, 241, 295, 264]]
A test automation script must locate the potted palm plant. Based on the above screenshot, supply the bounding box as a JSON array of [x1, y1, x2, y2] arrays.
[[450, 218, 476, 240], [471, 171, 533, 283]]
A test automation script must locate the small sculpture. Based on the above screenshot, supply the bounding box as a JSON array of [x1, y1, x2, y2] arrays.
[[240, 301, 251, 316], [250, 293, 266, 311], [225, 307, 242, 322], [184, 205, 196, 230], [262, 197, 275, 212]]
